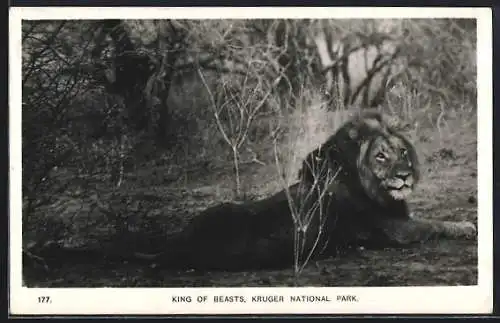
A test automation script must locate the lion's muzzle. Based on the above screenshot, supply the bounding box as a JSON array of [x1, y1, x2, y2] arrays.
[[384, 173, 415, 200]]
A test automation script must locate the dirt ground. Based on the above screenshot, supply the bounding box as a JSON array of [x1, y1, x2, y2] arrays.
[[25, 239, 476, 287], [22, 115, 478, 288]]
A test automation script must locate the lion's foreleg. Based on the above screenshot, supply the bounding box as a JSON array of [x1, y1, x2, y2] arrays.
[[379, 216, 477, 245]]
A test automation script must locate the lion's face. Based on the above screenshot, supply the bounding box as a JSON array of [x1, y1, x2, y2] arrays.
[[357, 133, 419, 204]]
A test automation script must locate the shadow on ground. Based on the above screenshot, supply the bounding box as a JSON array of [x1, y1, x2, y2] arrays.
[[24, 239, 477, 287]]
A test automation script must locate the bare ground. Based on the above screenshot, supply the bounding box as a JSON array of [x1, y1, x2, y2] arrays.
[[22, 116, 478, 288]]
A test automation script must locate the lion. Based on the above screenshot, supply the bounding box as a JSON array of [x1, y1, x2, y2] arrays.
[[135, 111, 476, 271], [297, 111, 476, 249]]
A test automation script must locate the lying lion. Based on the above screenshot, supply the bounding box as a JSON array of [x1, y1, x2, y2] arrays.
[[135, 111, 476, 270]]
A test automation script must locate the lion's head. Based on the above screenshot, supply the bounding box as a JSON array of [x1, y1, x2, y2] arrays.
[[299, 111, 420, 205], [356, 126, 420, 204]]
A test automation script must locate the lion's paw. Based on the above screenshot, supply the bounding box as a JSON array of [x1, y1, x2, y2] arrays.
[[455, 221, 477, 240]]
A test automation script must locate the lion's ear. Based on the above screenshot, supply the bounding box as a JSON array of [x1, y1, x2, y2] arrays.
[[384, 115, 402, 129], [383, 114, 413, 132], [399, 122, 412, 132]]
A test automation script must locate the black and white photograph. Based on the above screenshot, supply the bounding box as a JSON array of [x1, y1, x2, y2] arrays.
[[9, 7, 492, 315]]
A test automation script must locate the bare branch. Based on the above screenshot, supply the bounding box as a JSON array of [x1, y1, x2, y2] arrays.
[[197, 68, 232, 147]]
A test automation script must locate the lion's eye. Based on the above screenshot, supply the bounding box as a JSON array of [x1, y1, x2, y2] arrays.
[[375, 152, 387, 161], [400, 149, 408, 158]]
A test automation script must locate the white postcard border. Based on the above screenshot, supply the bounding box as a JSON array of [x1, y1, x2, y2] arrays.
[[9, 6, 493, 315]]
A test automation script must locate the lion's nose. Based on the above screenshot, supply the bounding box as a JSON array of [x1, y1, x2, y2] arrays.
[[395, 172, 411, 181]]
